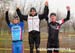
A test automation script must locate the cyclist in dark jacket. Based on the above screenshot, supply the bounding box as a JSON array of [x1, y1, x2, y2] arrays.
[[46, 6, 70, 53], [16, 1, 49, 53]]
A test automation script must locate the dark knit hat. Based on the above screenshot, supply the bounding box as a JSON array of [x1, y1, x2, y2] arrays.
[[30, 7, 36, 12], [50, 13, 56, 16], [13, 16, 19, 20]]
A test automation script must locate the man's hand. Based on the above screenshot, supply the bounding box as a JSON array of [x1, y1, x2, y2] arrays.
[[66, 6, 70, 11], [45, 1, 48, 6]]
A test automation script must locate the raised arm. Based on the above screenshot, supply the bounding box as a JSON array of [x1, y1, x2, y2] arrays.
[[64, 6, 70, 22], [39, 1, 49, 21], [58, 6, 70, 25], [5, 11, 10, 26], [16, 8, 28, 21], [16, 9, 23, 22]]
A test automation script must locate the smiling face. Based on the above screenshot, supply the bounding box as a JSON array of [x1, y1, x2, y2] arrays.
[[50, 13, 57, 22], [30, 7, 36, 16], [12, 18, 20, 24], [50, 15, 56, 22]]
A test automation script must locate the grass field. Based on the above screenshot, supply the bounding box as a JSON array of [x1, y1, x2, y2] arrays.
[[0, 32, 75, 53]]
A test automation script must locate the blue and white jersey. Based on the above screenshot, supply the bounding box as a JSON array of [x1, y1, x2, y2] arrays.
[[8, 22, 24, 41]]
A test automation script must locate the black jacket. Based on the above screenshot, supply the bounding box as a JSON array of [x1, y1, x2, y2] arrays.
[[48, 10, 70, 42]]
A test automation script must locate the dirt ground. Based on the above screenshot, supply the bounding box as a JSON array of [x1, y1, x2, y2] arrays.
[[0, 32, 75, 53]]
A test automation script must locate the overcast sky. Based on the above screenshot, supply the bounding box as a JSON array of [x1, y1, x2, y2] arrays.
[[0, 0, 75, 19], [13, 0, 75, 17]]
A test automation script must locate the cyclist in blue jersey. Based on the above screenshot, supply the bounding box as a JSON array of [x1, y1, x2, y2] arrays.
[[5, 9, 24, 53]]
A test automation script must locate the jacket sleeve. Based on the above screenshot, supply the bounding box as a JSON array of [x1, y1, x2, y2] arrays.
[[16, 8, 28, 21], [58, 10, 70, 25], [5, 11, 10, 26], [64, 10, 70, 22], [39, 5, 49, 21]]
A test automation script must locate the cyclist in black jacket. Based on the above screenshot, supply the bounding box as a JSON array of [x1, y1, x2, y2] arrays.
[[46, 6, 70, 53], [16, 1, 49, 53]]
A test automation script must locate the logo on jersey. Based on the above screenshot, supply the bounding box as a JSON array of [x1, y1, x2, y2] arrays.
[[50, 24, 60, 30]]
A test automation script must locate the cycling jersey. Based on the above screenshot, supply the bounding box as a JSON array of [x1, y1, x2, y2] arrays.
[[5, 11, 24, 41], [8, 22, 24, 41]]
